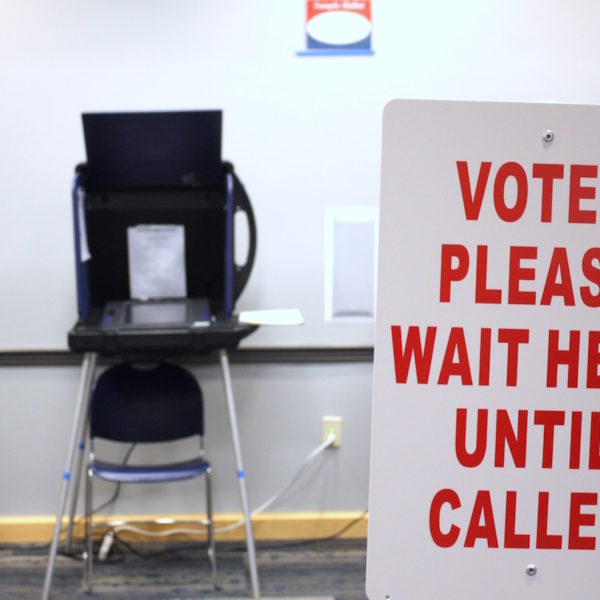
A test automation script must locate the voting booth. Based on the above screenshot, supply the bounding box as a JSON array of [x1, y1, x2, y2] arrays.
[[367, 100, 600, 598], [69, 110, 257, 354], [43, 111, 262, 600]]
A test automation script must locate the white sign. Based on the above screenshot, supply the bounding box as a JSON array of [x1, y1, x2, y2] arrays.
[[367, 100, 600, 599]]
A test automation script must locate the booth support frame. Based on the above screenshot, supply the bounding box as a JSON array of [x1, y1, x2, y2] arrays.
[[42, 350, 261, 600]]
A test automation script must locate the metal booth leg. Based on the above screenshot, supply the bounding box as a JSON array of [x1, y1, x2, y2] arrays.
[[219, 349, 261, 599], [65, 416, 89, 552], [42, 352, 98, 600]]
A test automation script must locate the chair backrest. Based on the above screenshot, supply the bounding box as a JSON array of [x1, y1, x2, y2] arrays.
[[90, 362, 204, 443]]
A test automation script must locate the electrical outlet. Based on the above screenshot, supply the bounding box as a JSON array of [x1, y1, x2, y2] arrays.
[[322, 415, 342, 448]]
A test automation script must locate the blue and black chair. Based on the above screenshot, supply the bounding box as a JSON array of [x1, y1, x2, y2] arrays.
[[83, 361, 218, 592]]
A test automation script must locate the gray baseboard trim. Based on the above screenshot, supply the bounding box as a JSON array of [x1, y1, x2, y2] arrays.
[[0, 347, 374, 368]]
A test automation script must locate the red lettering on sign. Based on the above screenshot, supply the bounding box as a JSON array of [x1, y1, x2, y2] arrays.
[[391, 326, 530, 386], [586, 331, 600, 388], [440, 244, 469, 302], [533, 411, 566, 468], [493, 162, 528, 222], [429, 488, 461, 548], [390, 325, 436, 384], [494, 410, 528, 468], [569, 165, 597, 224], [581, 248, 600, 307], [464, 490, 499, 548], [498, 328, 529, 386], [568, 493, 597, 549], [406, 155, 600, 559], [438, 328, 473, 385], [541, 248, 576, 306], [504, 491, 530, 548], [588, 413, 600, 469], [570, 411, 583, 470], [532, 163, 565, 222], [537, 491, 562, 549], [475, 245, 502, 304], [456, 161, 600, 224], [547, 330, 580, 388], [456, 408, 600, 471], [478, 328, 491, 386], [508, 246, 537, 304], [455, 408, 487, 468], [441, 244, 600, 307], [456, 161, 491, 221], [429, 488, 598, 550], [429, 487, 600, 549]]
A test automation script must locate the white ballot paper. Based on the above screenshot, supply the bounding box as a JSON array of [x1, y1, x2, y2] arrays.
[[238, 309, 304, 326], [127, 224, 187, 300]]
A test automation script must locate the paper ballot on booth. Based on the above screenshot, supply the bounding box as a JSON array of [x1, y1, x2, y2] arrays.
[[127, 225, 187, 300]]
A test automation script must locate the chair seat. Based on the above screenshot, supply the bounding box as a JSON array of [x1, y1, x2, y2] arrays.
[[91, 457, 210, 484]]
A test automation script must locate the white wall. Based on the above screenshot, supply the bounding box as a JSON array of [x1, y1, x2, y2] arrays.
[[0, 362, 372, 515], [1, 0, 600, 516]]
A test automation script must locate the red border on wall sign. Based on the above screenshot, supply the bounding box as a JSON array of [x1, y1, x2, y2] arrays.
[[297, 0, 374, 56]]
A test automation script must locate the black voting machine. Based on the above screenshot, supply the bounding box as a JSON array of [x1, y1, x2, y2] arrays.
[[69, 110, 257, 354]]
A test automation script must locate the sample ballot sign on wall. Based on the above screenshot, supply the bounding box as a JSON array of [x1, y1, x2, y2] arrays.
[[367, 100, 600, 599]]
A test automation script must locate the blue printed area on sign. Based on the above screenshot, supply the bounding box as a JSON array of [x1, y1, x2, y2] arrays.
[[296, 48, 374, 57], [307, 33, 371, 50]]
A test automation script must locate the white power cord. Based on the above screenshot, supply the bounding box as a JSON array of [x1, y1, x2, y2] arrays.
[[101, 432, 336, 540], [218, 431, 336, 533], [98, 530, 114, 561]]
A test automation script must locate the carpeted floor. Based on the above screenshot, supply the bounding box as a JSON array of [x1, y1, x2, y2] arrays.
[[0, 539, 367, 599]]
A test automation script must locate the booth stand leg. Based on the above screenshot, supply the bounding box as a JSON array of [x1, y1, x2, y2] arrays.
[[65, 418, 89, 551], [219, 349, 261, 599], [42, 352, 98, 600]]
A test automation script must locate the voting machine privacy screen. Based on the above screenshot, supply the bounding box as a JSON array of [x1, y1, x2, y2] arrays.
[[68, 110, 257, 353]]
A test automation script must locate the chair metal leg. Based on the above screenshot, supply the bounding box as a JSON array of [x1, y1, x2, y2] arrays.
[[42, 352, 98, 600], [205, 468, 220, 589], [219, 349, 260, 599]]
